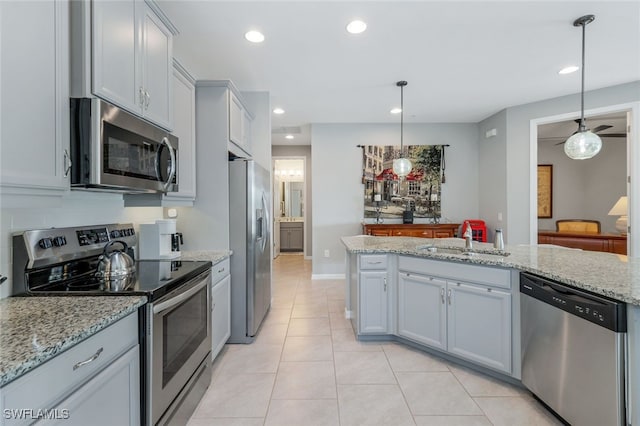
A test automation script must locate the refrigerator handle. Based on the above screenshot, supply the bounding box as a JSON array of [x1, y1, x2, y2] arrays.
[[259, 192, 269, 252]]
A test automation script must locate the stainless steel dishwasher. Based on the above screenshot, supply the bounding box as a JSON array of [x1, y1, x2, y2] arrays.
[[520, 272, 627, 426]]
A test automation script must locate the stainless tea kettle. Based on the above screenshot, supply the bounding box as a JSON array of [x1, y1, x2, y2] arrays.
[[95, 240, 136, 281]]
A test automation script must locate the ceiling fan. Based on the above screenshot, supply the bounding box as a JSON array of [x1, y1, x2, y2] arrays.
[[539, 120, 627, 145]]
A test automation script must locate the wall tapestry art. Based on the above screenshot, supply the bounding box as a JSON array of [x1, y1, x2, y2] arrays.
[[362, 145, 445, 220]]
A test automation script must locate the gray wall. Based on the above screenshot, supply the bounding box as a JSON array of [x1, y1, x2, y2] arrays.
[[311, 122, 479, 276], [478, 109, 508, 243], [537, 139, 626, 234], [272, 145, 313, 256], [479, 81, 640, 244]]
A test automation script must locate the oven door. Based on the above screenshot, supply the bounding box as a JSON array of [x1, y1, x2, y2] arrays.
[[149, 270, 211, 425]]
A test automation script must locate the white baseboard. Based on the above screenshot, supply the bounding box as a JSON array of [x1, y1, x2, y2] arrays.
[[311, 273, 346, 280], [345, 308, 353, 319]]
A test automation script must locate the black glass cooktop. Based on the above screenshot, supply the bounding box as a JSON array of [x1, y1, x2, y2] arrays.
[[24, 260, 212, 301]]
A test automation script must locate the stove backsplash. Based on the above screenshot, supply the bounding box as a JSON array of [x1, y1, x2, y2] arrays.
[[0, 192, 164, 299]]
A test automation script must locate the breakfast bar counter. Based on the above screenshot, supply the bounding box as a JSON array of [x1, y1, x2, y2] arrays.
[[341, 235, 640, 305]]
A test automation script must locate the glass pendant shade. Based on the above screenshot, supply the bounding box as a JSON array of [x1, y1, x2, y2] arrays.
[[393, 158, 412, 177], [563, 130, 602, 160]]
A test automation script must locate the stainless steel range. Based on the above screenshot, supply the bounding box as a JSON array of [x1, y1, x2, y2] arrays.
[[12, 224, 213, 426]]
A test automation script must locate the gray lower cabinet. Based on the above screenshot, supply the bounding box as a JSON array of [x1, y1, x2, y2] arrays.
[[0, 312, 140, 426], [397, 268, 512, 374], [359, 270, 388, 333], [45, 346, 140, 426], [280, 222, 303, 252], [448, 282, 512, 373], [398, 273, 446, 350], [211, 274, 231, 360]]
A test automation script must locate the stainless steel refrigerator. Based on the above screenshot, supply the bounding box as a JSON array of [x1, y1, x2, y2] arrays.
[[228, 159, 272, 343]]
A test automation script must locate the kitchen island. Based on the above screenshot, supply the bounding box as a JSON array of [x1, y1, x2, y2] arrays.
[[341, 235, 640, 426]]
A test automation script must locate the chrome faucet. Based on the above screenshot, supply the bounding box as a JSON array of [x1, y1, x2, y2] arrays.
[[463, 222, 473, 250]]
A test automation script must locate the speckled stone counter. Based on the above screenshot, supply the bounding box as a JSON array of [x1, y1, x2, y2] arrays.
[[180, 250, 231, 264], [342, 235, 640, 305], [0, 295, 146, 387]]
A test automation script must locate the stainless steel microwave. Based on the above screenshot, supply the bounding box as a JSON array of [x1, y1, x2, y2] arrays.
[[70, 98, 178, 193]]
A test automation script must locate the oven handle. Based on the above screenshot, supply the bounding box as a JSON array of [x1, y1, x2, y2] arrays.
[[153, 275, 209, 315]]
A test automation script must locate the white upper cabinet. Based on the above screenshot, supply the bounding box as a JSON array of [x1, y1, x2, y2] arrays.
[[0, 0, 70, 200], [228, 90, 253, 156], [139, 3, 173, 128], [91, 0, 137, 112], [90, 0, 174, 130]]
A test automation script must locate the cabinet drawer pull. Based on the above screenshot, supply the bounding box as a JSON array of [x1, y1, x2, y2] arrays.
[[73, 347, 103, 371], [367, 261, 382, 264], [217, 267, 225, 273]]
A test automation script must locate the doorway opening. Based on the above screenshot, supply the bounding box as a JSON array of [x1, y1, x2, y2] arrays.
[[530, 103, 638, 256], [273, 158, 306, 258]]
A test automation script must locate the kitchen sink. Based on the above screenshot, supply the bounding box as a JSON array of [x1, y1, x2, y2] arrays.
[[416, 244, 510, 257]]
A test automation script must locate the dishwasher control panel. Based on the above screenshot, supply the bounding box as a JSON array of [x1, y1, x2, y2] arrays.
[[520, 272, 626, 332]]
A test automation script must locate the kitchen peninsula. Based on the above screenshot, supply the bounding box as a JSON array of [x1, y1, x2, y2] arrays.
[[341, 235, 640, 424]]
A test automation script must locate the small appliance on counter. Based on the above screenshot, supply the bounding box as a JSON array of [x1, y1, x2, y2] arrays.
[[139, 219, 183, 259]]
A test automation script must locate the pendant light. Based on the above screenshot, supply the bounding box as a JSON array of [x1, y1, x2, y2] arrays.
[[564, 14, 602, 160], [393, 81, 412, 177]]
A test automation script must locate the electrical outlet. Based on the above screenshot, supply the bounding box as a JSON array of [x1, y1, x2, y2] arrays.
[[324, 249, 330, 258], [497, 212, 503, 221]]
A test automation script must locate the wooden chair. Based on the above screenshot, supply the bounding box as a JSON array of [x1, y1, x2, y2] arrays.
[[556, 219, 601, 233]]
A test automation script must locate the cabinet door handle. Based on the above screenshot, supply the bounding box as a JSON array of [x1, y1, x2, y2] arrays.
[[217, 267, 225, 273], [63, 149, 72, 177], [73, 347, 103, 370], [440, 288, 445, 304], [145, 91, 151, 109], [447, 289, 452, 305], [383, 277, 387, 292], [139, 87, 146, 107]]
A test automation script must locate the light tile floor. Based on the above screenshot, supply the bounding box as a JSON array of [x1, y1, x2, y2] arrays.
[[188, 254, 562, 426]]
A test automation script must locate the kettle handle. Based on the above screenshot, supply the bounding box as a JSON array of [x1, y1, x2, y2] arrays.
[[103, 240, 128, 256]]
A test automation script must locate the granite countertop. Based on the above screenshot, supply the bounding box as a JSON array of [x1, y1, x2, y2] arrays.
[[341, 235, 640, 305], [0, 295, 147, 387], [180, 250, 232, 264]]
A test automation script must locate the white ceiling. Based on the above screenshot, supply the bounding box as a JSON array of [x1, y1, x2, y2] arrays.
[[157, 1, 640, 145]]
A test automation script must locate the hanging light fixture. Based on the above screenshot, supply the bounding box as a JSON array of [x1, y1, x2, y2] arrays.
[[393, 80, 412, 177], [564, 14, 602, 160]]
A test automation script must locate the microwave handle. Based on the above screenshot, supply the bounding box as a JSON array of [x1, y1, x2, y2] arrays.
[[157, 137, 176, 191]]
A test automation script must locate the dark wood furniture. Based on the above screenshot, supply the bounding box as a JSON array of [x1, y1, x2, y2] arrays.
[[538, 230, 627, 255], [363, 223, 460, 238]]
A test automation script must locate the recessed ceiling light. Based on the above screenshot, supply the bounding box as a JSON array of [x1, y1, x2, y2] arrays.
[[285, 135, 294, 140], [346, 20, 367, 34], [273, 108, 285, 114], [559, 65, 579, 75], [390, 108, 402, 114], [245, 30, 265, 43]]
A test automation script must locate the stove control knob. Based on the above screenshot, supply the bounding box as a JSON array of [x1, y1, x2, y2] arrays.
[[38, 238, 53, 249], [129, 228, 135, 236], [110, 230, 121, 239], [53, 236, 67, 247]]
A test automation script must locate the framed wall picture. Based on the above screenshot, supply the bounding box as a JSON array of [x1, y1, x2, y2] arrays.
[[537, 164, 553, 218]]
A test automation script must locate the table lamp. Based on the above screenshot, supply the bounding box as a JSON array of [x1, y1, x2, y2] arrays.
[[608, 196, 628, 234]]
